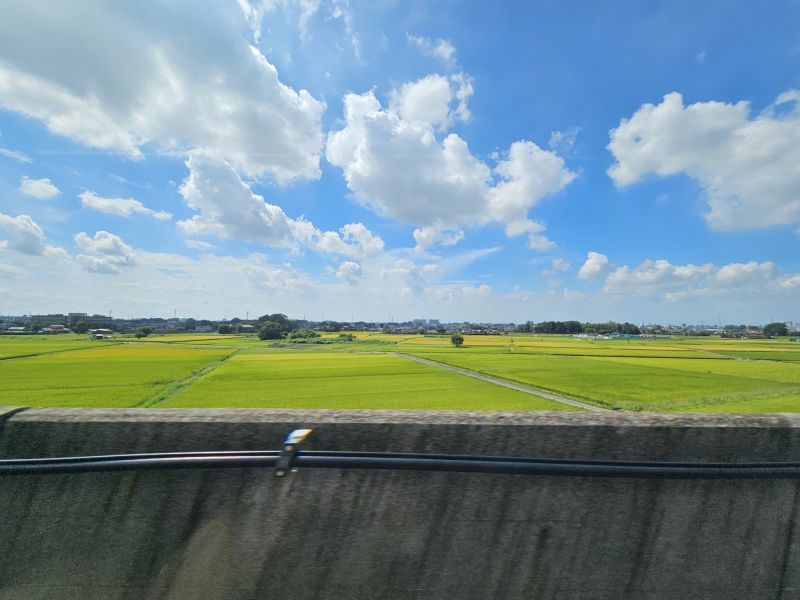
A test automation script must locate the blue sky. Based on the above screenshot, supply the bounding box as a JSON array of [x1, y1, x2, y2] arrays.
[[0, 0, 799, 323]]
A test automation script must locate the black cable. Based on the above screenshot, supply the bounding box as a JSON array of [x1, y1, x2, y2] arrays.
[[3, 450, 800, 478], [0, 452, 281, 475]]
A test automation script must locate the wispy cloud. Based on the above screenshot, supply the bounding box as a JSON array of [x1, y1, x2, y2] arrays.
[[80, 191, 172, 221], [0, 147, 32, 163], [406, 33, 457, 66]]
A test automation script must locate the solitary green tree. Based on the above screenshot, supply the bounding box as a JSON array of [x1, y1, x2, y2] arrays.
[[451, 333, 464, 348], [764, 322, 789, 337], [258, 321, 284, 340]]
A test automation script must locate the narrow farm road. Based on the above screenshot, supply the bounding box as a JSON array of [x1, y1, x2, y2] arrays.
[[395, 353, 609, 412]]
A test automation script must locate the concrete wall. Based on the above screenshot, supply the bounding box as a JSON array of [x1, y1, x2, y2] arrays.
[[2, 408, 800, 599]]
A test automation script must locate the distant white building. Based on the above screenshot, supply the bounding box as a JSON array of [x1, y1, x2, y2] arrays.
[[41, 325, 70, 334], [89, 328, 114, 339]]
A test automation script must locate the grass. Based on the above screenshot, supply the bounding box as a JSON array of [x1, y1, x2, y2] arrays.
[[0, 335, 107, 359], [403, 349, 800, 411], [1, 333, 799, 412], [161, 351, 569, 410], [712, 351, 800, 362], [675, 394, 800, 413], [0, 344, 234, 408]]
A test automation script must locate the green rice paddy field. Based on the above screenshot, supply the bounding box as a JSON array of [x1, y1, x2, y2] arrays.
[[1, 332, 799, 412]]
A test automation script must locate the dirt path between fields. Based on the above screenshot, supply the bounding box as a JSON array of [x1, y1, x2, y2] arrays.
[[395, 353, 609, 412]]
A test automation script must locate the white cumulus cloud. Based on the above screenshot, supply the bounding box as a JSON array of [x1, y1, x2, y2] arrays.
[[336, 260, 361, 285], [390, 74, 453, 129], [177, 152, 307, 247], [19, 176, 59, 199], [461, 283, 492, 299], [527, 235, 555, 251], [577, 251, 610, 279], [413, 226, 464, 250], [326, 88, 574, 246], [389, 74, 474, 130], [0, 213, 50, 255], [0, 1, 324, 181], [489, 140, 576, 237], [780, 274, 800, 289], [315, 223, 384, 258], [608, 90, 800, 231], [604, 260, 714, 294], [714, 261, 776, 286], [178, 152, 385, 259], [379, 258, 446, 296], [74, 230, 136, 274], [599, 257, 800, 301], [542, 258, 570, 275]]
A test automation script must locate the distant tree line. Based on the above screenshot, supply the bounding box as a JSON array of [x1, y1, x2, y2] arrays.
[[720, 322, 791, 338], [253, 314, 355, 343], [524, 321, 641, 335], [531, 320, 583, 334]]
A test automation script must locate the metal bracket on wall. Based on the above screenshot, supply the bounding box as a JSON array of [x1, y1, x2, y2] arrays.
[[274, 428, 313, 478]]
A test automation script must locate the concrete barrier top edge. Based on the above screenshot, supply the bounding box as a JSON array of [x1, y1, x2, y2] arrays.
[[2, 406, 800, 429]]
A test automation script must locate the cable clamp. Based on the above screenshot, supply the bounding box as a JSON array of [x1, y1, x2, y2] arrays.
[[274, 428, 312, 478]]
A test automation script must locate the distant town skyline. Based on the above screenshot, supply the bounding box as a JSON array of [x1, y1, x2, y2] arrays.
[[1, 310, 795, 330], [1, 1, 799, 322]]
